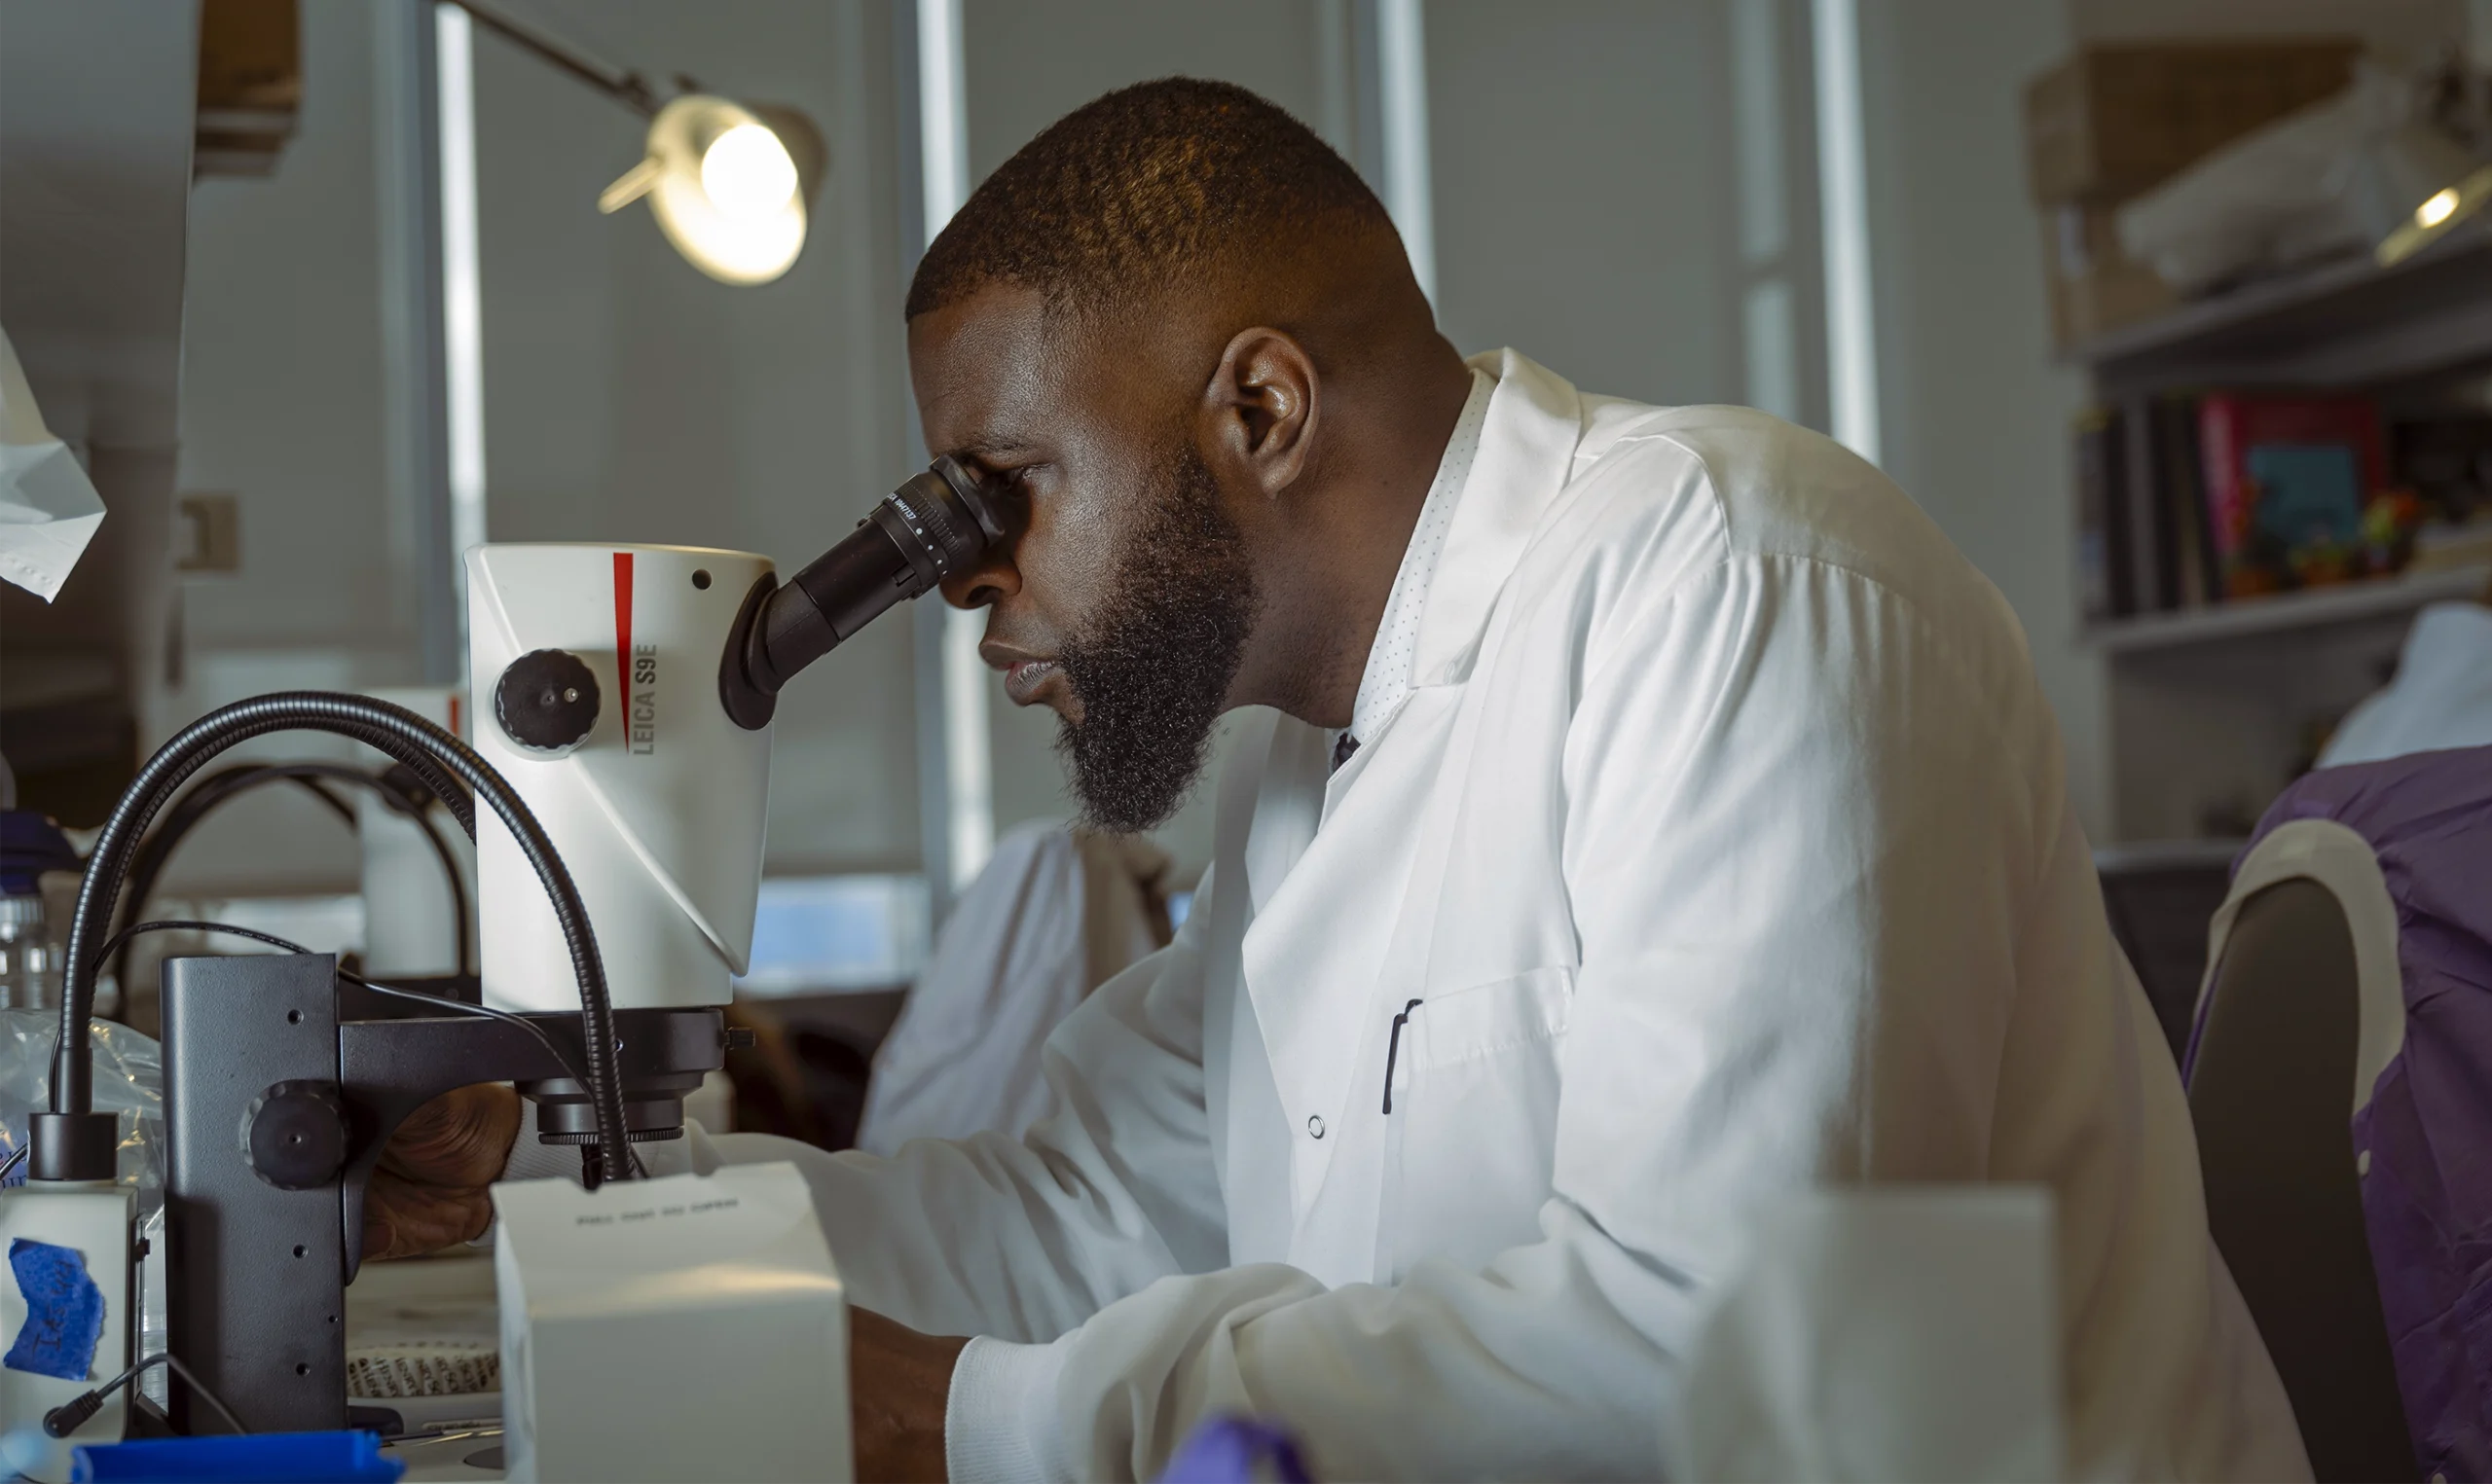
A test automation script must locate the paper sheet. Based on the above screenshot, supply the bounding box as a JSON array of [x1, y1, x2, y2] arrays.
[[0, 322, 106, 602]]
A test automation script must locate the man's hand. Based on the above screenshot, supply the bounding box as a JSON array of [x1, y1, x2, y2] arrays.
[[363, 1082, 522, 1260], [851, 1308, 970, 1482]]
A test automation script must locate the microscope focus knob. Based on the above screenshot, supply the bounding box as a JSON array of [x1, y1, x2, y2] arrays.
[[248, 1082, 348, 1191], [495, 648, 602, 756]]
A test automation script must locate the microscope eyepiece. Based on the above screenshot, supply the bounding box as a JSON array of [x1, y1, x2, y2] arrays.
[[718, 455, 1006, 730], [878, 455, 1006, 586]]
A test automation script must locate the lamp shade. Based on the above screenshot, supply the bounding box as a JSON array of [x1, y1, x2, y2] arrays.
[[600, 95, 827, 285], [2345, 120, 2492, 268]]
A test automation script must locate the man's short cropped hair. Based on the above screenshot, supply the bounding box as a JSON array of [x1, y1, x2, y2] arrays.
[[906, 77, 1393, 321]]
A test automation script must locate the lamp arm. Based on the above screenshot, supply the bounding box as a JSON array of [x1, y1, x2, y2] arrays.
[[437, 0, 693, 120]]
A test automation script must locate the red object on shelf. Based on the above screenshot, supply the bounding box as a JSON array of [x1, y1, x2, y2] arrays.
[[2197, 394, 2388, 597]]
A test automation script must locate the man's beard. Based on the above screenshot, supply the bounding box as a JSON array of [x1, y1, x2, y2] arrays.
[[1054, 444, 1259, 835]]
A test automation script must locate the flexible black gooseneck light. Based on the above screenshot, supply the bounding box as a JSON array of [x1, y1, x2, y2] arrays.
[[33, 692, 635, 1186], [108, 760, 476, 1000]]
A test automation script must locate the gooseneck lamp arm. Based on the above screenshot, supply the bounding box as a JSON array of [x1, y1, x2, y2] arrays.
[[436, 0, 687, 120], [35, 694, 638, 1187]]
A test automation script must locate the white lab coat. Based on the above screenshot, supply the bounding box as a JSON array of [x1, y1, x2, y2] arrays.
[[2317, 598, 2492, 767], [529, 351, 2301, 1481]]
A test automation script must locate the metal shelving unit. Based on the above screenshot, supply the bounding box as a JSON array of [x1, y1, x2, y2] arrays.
[[2075, 220, 2492, 395], [2084, 563, 2491, 654], [2073, 233, 2492, 840]]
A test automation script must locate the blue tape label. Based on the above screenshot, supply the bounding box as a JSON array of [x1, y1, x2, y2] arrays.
[[5, 1237, 104, 1382]]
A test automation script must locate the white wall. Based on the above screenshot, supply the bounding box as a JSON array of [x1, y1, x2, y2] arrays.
[[1426, 1, 1745, 409], [178, 1, 407, 668], [1855, 0, 2106, 839], [963, 0, 1333, 180]]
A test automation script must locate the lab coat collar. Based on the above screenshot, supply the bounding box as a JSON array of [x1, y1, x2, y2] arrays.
[[1411, 350, 1586, 688], [1248, 349, 1587, 906], [1247, 349, 1587, 911]]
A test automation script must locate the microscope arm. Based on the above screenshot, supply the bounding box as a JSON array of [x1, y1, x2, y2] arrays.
[[333, 1005, 732, 1285], [162, 954, 730, 1434], [332, 1014, 570, 1287]]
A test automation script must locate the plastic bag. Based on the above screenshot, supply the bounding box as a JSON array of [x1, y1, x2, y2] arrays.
[[0, 1009, 168, 1404]]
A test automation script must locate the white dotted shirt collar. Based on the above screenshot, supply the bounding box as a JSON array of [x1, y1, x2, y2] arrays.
[[1344, 366, 1496, 752]]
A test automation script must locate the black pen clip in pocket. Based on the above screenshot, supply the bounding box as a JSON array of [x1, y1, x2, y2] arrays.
[[1381, 998, 1425, 1114]]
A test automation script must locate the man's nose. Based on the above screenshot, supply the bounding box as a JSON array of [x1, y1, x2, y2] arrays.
[[940, 541, 1018, 610]]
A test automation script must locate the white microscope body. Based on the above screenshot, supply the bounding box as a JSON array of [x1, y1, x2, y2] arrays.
[[460, 453, 1003, 1026], [466, 544, 850, 1483], [465, 544, 773, 1015]]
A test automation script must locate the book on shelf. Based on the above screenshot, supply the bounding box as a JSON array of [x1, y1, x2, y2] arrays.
[[2081, 391, 2217, 621], [2073, 404, 2131, 623], [2112, 391, 2220, 615], [2157, 396, 2218, 609], [2197, 393, 2387, 598], [2116, 393, 2165, 615], [2071, 389, 2477, 628]]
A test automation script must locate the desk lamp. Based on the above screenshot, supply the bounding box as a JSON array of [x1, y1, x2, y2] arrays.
[[446, 0, 827, 285]]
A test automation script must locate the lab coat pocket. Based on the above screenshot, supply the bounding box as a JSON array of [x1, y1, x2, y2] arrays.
[[1383, 965, 1573, 1279]]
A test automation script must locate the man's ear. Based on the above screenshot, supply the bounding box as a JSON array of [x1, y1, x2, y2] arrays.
[[1202, 327, 1317, 498]]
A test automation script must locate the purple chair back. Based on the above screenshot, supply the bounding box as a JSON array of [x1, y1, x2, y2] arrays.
[[2189, 746, 2492, 1483]]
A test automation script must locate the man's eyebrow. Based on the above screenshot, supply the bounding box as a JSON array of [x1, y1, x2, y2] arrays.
[[944, 436, 1037, 464]]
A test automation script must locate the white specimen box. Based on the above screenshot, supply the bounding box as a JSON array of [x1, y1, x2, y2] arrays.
[[493, 1162, 849, 1483]]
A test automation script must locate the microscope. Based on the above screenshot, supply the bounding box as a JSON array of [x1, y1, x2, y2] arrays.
[[3, 457, 1005, 1444]]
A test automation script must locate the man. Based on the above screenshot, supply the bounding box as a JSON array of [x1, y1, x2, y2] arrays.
[[376, 80, 2302, 1480]]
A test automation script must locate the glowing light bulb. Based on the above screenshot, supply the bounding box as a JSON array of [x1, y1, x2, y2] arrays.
[[601, 97, 823, 284], [2417, 186, 2462, 229], [701, 124, 797, 220]]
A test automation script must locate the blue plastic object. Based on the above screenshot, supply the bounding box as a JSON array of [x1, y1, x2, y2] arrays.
[[71, 1430, 404, 1482], [1157, 1415, 1313, 1484], [0, 811, 78, 894], [4, 1238, 104, 1381]]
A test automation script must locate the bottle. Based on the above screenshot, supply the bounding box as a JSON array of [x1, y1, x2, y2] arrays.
[[0, 810, 79, 1012], [0, 894, 58, 1010]]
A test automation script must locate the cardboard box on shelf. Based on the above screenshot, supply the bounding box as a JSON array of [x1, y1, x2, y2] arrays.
[[2043, 199, 2179, 348], [2024, 38, 2360, 205], [196, 0, 301, 178]]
